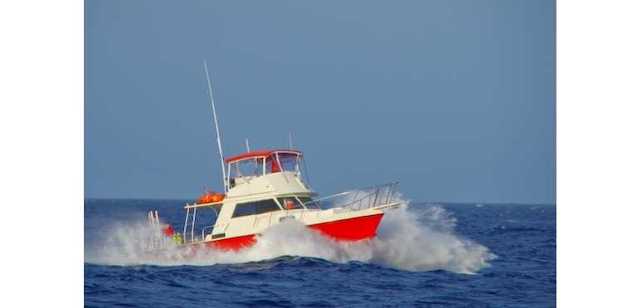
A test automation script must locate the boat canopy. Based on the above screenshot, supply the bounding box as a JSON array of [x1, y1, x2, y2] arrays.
[[224, 149, 301, 164], [225, 149, 303, 179]]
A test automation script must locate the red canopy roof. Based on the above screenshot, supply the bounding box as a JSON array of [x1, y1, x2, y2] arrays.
[[224, 149, 302, 163]]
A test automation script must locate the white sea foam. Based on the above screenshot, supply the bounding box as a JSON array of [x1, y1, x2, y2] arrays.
[[85, 203, 496, 274]]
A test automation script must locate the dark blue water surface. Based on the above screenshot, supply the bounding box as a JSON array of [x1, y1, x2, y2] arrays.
[[85, 200, 555, 307]]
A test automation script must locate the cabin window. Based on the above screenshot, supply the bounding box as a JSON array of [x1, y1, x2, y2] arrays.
[[263, 156, 280, 174], [277, 153, 299, 173], [232, 199, 281, 218], [230, 158, 264, 178], [277, 197, 304, 210]]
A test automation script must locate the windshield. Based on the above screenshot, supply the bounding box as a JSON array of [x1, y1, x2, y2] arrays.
[[226, 151, 303, 179], [278, 197, 304, 210], [277, 153, 300, 173], [229, 158, 264, 178]]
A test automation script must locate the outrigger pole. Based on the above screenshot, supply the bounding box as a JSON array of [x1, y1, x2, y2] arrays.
[[203, 60, 227, 192]]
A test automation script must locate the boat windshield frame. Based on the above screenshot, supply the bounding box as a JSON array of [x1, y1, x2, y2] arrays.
[[226, 150, 303, 181]]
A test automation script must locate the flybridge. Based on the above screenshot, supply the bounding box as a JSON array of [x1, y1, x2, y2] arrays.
[[222, 148, 311, 199], [225, 149, 304, 188]]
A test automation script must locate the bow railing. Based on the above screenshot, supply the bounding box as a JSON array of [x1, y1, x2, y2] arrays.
[[303, 182, 401, 211]]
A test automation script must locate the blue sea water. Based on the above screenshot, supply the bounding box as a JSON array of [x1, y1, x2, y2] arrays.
[[84, 200, 555, 307]]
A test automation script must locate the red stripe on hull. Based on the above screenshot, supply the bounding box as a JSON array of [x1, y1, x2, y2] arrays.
[[204, 213, 384, 251], [309, 213, 384, 241], [205, 234, 256, 251]]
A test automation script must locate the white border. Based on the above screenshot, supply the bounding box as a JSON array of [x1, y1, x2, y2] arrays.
[[558, 0, 640, 306], [0, 0, 83, 306], [1, 0, 640, 306]]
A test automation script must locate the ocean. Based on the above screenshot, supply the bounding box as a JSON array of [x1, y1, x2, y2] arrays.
[[84, 199, 555, 307]]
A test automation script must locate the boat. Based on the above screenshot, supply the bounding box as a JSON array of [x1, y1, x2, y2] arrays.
[[168, 149, 401, 251], [147, 61, 402, 251]]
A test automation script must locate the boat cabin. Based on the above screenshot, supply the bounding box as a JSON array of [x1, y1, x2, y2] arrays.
[[181, 149, 318, 245]]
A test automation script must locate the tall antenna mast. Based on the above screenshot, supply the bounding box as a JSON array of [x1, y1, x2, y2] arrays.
[[203, 60, 227, 192], [245, 138, 251, 152], [288, 131, 294, 149]]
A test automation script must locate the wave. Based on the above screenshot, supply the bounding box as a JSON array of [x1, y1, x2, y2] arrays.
[[85, 203, 495, 274]]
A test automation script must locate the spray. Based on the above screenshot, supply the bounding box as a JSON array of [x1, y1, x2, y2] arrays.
[[85, 201, 495, 274]]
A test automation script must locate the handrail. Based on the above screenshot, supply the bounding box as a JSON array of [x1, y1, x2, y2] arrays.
[[185, 201, 224, 209], [303, 182, 400, 212], [201, 225, 214, 241], [311, 182, 399, 202]]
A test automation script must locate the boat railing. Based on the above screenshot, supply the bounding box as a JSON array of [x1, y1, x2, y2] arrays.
[[303, 182, 400, 212], [201, 225, 215, 241], [181, 202, 223, 244], [180, 223, 220, 244]]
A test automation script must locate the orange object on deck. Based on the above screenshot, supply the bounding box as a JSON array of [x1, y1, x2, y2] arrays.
[[197, 191, 225, 204]]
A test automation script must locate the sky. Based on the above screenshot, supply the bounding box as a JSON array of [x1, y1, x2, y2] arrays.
[[85, 0, 555, 204]]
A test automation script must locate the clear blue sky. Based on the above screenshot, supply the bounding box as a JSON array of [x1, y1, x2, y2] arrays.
[[85, 0, 555, 204]]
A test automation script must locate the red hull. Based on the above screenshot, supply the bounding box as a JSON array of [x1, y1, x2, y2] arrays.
[[308, 213, 384, 241], [206, 213, 384, 251]]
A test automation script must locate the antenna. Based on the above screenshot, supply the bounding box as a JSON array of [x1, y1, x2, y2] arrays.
[[288, 131, 294, 149], [203, 60, 227, 192], [245, 138, 251, 152]]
